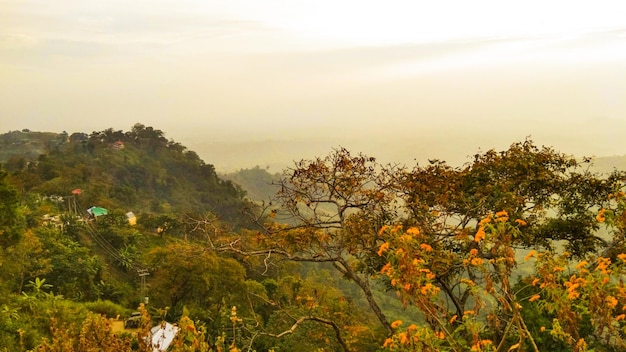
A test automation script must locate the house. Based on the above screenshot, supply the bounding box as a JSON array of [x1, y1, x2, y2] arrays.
[[111, 140, 125, 150], [150, 322, 179, 352]]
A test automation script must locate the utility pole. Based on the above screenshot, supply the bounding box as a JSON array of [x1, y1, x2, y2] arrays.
[[137, 269, 150, 304], [66, 195, 78, 217]]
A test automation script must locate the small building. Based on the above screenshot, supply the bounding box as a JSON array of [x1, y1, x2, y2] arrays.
[[126, 212, 137, 226], [87, 206, 109, 218], [150, 322, 179, 352], [111, 141, 125, 150]]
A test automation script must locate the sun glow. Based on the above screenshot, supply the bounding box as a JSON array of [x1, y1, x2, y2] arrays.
[[213, 0, 626, 48]]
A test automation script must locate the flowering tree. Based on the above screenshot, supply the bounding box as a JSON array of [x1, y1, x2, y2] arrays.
[[222, 142, 625, 350]]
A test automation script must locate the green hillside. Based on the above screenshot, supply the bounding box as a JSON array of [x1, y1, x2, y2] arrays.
[[1, 131, 626, 352], [2, 124, 251, 228]]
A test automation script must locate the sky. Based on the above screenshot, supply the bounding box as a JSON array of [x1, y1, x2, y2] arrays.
[[2, 0, 626, 170]]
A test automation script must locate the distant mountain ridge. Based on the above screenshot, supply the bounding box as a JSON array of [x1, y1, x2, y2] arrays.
[[2, 127, 625, 205], [588, 155, 626, 175]]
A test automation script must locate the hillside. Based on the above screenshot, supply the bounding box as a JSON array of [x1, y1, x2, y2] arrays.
[[1, 128, 626, 351], [1, 124, 252, 228], [219, 166, 282, 202], [0, 129, 63, 163]]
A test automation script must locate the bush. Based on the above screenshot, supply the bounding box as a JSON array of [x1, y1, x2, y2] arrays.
[[84, 300, 130, 319]]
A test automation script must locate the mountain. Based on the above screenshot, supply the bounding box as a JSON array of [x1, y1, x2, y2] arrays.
[[219, 166, 282, 203]]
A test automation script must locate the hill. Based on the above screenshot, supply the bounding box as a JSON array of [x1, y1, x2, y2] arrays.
[[1, 124, 252, 228], [219, 166, 281, 203]]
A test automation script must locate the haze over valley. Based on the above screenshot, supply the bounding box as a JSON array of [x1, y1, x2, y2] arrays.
[[2, 1, 626, 171]]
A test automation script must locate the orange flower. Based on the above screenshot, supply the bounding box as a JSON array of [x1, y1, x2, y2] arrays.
[[420, 243, 433, 252], [399, 332, 409, 344], [449, 315, 458, 324], [597, 208, 606, 223], [391, 320, 403, 329], [395, 248, 405, 257], [531, 278, 540, 286], [618, 253, 626, 262], [378, 242, 390, 256], [434, 331, 445, 339], [383, 338, 393, 348], [529, 294, 540, 302], [515, 219, 527, 226], [381, 263, 392, 275], [607, 296, 618, 308], [469, 248, 479, 256], [406, 227, 420, 236], [474, 227, 486, 242], [470, 257, 484, 266], [479, 215, 493, 226], [597, 257, 612, 274], [524, 250, 537, 261], [495, 210, 509, 222]]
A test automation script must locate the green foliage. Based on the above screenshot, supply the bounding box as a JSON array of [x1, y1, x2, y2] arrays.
[[35, 227, 103, 301], [0, 166, 24, 247], [145, 242, 250, 330], [3, 128, 626, 351], [84, 300, 130, 319], [4, 124, 253, 229]]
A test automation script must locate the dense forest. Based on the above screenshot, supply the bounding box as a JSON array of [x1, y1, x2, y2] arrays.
[[1, 124, 626, 352]]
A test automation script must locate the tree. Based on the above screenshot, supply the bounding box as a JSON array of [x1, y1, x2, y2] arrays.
[[222, 142, 625, 348], [373, 141, 626, 351], [224, 148, 400, 338], [2, 230, 52, 295], [0, 166, 24, 247], [146, 242, 252, 339]]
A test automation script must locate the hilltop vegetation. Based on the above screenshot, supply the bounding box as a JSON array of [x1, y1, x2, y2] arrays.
[[1, 126, 626, 351], [3, 124, 250, 227]]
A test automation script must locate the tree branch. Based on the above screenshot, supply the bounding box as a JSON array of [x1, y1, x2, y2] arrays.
[[263, 316, 350, 352]]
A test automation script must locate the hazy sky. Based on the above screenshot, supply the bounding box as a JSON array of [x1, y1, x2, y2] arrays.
[[2, 1, 626, 170]]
